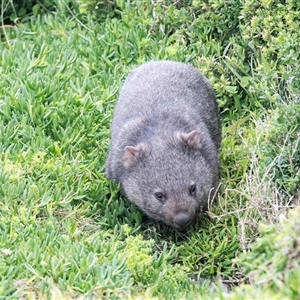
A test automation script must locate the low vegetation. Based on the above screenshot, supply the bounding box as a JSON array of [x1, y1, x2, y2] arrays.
[[0, 0, 299, 299]]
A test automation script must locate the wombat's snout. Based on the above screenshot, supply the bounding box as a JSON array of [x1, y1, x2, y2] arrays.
[[174, 212, 191, 229]]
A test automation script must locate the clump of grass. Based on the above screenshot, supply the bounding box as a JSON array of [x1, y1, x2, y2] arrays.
[[229, 206, 300, 299]]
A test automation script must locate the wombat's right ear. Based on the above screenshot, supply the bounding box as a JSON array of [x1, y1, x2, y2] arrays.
[[123, 143, 146, 168]]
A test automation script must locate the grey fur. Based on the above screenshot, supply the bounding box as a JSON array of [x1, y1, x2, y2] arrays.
[[106, 60, 221, 230]]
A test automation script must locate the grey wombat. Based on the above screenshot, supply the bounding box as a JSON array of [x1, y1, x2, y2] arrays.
[[106, 60, 221, 230]]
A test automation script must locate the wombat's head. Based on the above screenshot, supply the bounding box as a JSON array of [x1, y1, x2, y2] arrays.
[[121, 130, 218, 231]]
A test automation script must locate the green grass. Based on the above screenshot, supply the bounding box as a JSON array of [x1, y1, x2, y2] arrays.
[[0, 0, 299, 299]]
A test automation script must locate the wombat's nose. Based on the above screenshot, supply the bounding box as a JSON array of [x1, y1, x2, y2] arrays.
[[174, 213, 191, 228]]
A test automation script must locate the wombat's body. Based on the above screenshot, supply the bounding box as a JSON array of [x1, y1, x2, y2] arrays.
[[106, 60, 221, 230]]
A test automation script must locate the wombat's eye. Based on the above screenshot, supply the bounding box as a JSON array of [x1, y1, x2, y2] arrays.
[[154, 192, 164, 202], [189, 184, 197, 196]]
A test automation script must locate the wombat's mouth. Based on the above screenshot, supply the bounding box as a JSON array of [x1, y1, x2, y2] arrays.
[[172, 221, 193, 231]]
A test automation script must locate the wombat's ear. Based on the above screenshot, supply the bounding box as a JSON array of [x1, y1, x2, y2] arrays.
[[175, 130, 201, 149], [123, 143, 146, 168]]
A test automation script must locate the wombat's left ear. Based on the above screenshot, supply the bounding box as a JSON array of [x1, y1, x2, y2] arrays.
[[175, 130, 201, 149], [123, 143, 146, 168]]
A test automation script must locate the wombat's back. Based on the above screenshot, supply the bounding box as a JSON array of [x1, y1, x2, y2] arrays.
[[111, 60, 220, 149]]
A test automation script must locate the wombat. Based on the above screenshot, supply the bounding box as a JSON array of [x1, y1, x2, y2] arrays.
[[106, 60, 221, 230]]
